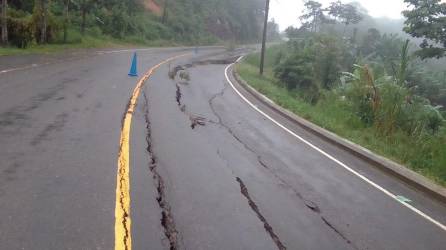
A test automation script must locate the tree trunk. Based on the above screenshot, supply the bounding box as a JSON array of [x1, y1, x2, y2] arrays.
[[81, 0, 86, 35], [162, 0, 168, 24], [40, 0, 47, 44], [1, 0, 7, 45], [63, 0, 69, 43]]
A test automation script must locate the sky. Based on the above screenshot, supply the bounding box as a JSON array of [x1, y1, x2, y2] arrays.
[[270, 0, 408, 30]]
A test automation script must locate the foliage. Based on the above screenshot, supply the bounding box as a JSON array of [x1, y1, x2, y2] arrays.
[[274, 46, 314, 91], [300, 1, 327, 33], [403, 0, 446, 59], [359, 28, 381, 56], [237, 61, 446, 185], [1, 0, 264, 48], [237, 0, 446, 185], [328, 1, 363, 28], [370, 34, 407, 75], [400, 96, 445, 136], [266, 19, 281, 42], [276, 33, 351, 93], [341, 65, 379, 125], [6, 9, 33, 48]]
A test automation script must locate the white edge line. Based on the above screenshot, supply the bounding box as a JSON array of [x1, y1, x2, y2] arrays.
[[224, 59, 446, 232], [0, 48, 155, 75], [0, 65, 35, 74]]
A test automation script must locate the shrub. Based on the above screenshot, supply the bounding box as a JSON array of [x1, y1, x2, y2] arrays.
[[274, 49, 321, 103], [400, 96, 445, 136], [7, 16, 33, 48], [375, 80, 407, 135], [341, 65, 379, 126]]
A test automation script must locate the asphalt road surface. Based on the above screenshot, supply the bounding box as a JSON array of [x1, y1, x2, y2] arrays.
[[1, 47, 445, 250]]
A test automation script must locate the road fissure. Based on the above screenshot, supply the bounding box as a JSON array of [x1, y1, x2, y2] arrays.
[[175, 84, 182, 106], [236, 177, 287, 250], [170, 71, 207, 129], [115, 53, 188, 250], [210, 70, 359, 248], [226, 61, 446, 233], [143, 91, 179, 250], [208, 83, 288, 249]]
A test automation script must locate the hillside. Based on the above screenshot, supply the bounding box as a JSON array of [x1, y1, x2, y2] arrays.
[[2, 0, 265, 49], [143, 0, 163, 16]]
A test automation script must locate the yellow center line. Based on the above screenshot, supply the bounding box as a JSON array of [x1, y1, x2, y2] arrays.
[[115, 53, 189, 250]]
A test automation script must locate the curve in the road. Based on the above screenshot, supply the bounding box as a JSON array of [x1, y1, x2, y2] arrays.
[[115, 53, 189, 250], [225, 58, 446, 233]]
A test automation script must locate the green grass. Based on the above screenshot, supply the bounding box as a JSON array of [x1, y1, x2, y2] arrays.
[[237, 51, 446, 186], [0, 35, 179, 56]]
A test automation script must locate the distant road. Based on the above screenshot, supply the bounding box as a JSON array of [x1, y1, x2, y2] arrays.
[[0, 47, 445, 249]]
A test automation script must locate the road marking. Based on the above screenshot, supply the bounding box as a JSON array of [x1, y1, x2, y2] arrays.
[[0, 49, 154, 75], [96, 48, 154, 55], [224, 61, 446, 232], [0, 64, 40, 74], [115, 53, 188, 250]]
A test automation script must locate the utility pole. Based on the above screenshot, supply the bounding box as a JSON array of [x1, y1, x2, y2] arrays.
[[259, 0, 270, 75]]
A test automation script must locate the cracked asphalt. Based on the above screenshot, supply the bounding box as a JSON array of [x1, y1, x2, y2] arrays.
[[1, 47, 446, 250]]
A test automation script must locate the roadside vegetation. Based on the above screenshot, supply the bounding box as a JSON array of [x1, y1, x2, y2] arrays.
[[0, 0, 273, 55], [237, 0, 446, 185]]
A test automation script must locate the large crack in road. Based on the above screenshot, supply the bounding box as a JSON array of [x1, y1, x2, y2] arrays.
[[165, 59, 357, 249], [206, 71, 358, 249], [143, 90, 179, 250], [236, 177, 287, 250]]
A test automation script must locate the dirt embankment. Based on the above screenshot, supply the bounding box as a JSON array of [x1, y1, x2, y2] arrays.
[[143, 0, 162, 16]]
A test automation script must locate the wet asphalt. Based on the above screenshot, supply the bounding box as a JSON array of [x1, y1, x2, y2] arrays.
[[0, 47, 445, 250]]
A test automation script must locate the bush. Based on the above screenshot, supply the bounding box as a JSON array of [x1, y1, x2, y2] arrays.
[[86, 26, 103, 37], [7, 16, 33, 48], [274, 51, 321, 104], [341, 65, 378, 125], [30, 9, 62, 43], [313, 35, 345, 89], [98, 5, 130, 38], [274, 49, 315, 90], [400, 96, 445, 136], [375, 80, 408, 135]]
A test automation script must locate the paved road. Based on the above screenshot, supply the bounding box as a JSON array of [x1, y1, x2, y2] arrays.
[[0, 48, 445, 250]]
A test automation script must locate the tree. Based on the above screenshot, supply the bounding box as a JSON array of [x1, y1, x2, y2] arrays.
[[327, 1, 343, 22], [403, 0, 446, 59], [260, 0, 270, 75], [340, 4, 362, 27], [63, 0, 69, 43], [285, 26, 299, 38], [80, 0, 87, 35], [328, 1, 362, 35], [1, 0, 7, 45], [300, 1, 326, 32], [79, 0, 98, 35], [360, 28, 381, 56], [35, 0, 48, 43], [266, 18, 280, 42], [375, 34, 406, 69]]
